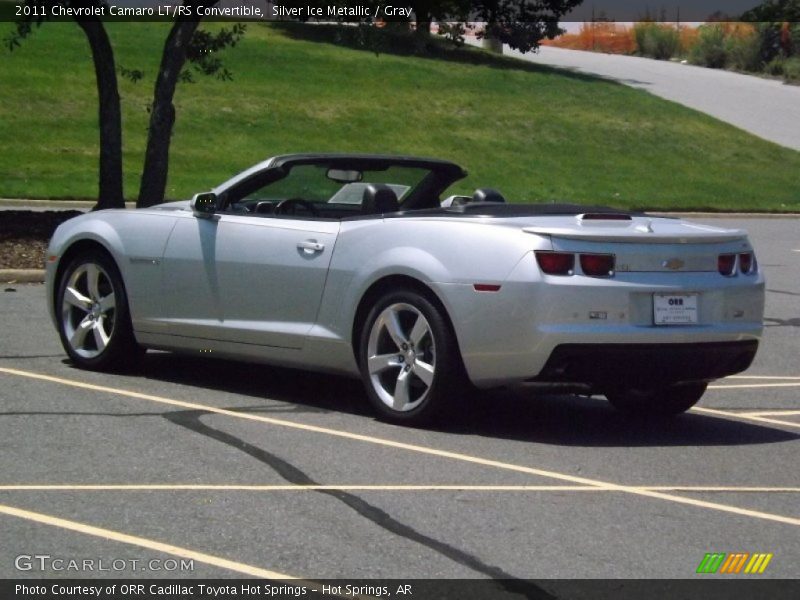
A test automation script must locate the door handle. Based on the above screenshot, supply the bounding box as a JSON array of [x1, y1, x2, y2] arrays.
[[297, 240, 325, 254]]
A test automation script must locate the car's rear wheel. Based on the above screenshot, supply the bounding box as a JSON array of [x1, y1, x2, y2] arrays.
[[605, 382, 708, 416], [57, 251, 141, 371], [359, 290, 466, 424]]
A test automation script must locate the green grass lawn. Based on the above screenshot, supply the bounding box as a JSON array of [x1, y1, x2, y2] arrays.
[[1, 22, 799, 211]]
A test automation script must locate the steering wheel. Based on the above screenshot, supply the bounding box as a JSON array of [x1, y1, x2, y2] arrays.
[[274, 197, 319, 217]]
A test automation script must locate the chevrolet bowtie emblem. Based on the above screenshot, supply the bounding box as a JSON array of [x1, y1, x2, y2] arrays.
[[662, 258, 685, 270]]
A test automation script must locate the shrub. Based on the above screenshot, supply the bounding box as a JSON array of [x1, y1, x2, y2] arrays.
[[757, 23, 783, 64], [783, 57, 800, 82], [725, 29, 762, 71], [690, 24, 727, 68], [634, 22, 681, 60], [633, 22, 654, 55], [581, 22, 636, 54], [789, 23, 800, 57], [680, 27, 698, 53], [544, 22, 635, 54], [765, 56, 785, 75]]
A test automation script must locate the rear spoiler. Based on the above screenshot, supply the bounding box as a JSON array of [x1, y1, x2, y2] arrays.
[[523, 217, 748, 244]]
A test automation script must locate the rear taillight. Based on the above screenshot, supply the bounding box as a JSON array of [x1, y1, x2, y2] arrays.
[[718, 253, 756, 276], [718, 254, 736, 276], [579, 253, 615, 277], [535, 251, 575, 276], [739, 252, 755, 275]]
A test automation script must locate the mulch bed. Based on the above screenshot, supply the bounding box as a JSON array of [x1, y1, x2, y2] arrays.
[[0, 210, 83, 269]]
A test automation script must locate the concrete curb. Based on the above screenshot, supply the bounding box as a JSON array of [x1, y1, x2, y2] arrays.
[[0, 199, 137, 210], [0, 269, 45, 284]]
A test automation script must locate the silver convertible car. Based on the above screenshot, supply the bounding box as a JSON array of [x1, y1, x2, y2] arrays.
[[46, 154, 765, 423]]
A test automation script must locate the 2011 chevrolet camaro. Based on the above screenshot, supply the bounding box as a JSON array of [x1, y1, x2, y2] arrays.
[[46, 154, 765, 423]]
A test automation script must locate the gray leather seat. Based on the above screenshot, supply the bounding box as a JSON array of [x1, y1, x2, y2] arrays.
[[472, 188, 506, 203]]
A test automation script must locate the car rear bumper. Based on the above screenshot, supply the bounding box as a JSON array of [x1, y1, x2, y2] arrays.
[[435, 266, 765, 388], [528, 340, 759, 388]]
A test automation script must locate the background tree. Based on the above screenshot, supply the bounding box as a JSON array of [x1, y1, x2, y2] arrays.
[[408, 1, 471, 39], [325, 0, 581, 53], [9, 0, 246, 209], [741, 0, 800, 21], [740, 0, 800, 69], [137, 3, 245, 208], [475, 0, 584, 53], [382, 0, 584, 53], [7, 0, 124, 210], [10, 0, 581, 210]]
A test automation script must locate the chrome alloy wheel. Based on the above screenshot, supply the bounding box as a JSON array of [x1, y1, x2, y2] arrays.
[[60, 262, 117, 359], [366, 302, 436, 412]]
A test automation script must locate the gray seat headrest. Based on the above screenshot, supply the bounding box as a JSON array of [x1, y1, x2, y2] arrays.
[[472, 188, 506, 203], [362, 184, 400, 214]]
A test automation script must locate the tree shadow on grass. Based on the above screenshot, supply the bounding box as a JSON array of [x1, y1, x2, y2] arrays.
[[269, 22, 615, 86]]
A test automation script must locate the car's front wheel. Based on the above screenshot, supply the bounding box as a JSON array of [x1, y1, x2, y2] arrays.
[[57, 251, 141, 371], [605, 382, 708, 416], [359, 290, 466, 424]]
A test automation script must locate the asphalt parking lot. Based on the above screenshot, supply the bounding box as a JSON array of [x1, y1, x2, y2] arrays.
[[0, 217, 798, 588]]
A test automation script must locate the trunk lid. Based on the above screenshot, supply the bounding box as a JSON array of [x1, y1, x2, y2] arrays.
[[522, 214, 746, 244], [523, 215, 753, 273]]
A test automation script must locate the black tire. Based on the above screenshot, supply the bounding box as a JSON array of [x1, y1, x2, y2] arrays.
[[358, 289, 468, 425], [56, 251, 142, 371], [605, 382, 708, 416]]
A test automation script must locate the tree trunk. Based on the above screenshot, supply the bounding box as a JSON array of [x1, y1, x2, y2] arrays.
[[76, 19, 124, 210], [137, 20, 200, 208], [414, 9, 431, 38], [482, 36, 503, 54]]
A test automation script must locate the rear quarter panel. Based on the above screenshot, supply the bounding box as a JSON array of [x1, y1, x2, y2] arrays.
[[315, 217, 548, 355], [314, 215, 765, 387]]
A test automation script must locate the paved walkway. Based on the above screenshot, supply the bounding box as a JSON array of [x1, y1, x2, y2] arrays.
[[495, 44, 800, 152]]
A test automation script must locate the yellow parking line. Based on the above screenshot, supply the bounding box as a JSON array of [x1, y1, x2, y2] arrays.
[[709, 382, 800, 389], [3, 366, 800, 529], [0, 503, 297, 579], [1, 484, 800, 493], [691, 406, 800, 429], [726, 375, 800, 380], [0, 484, 597, 491], [645, 486, 800, 493], [739, 410, 800, 417]]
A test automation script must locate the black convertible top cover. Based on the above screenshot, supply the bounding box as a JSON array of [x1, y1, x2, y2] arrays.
[[384, 203, 651, 219], [269, 153, 467, 179]]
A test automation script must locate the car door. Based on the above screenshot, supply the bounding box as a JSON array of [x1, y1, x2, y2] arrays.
[[159, 211, 339, 349]]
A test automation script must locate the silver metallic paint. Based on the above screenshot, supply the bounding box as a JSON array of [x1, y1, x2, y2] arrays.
[[46, 195, 765, 388]]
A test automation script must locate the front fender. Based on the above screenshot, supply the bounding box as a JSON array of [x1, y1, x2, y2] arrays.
[[46, 211, 178, 330], [46, 218, 126, 329]]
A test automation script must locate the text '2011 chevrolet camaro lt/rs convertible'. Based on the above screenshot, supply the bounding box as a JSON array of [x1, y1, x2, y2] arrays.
[[46, 154, 765, 424]]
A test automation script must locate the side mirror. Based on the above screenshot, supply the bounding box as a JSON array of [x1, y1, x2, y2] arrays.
[[191, 192, 217, 217]]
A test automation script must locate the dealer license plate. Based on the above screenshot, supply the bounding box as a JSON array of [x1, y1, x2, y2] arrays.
[[653, 293, 698, 325]]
